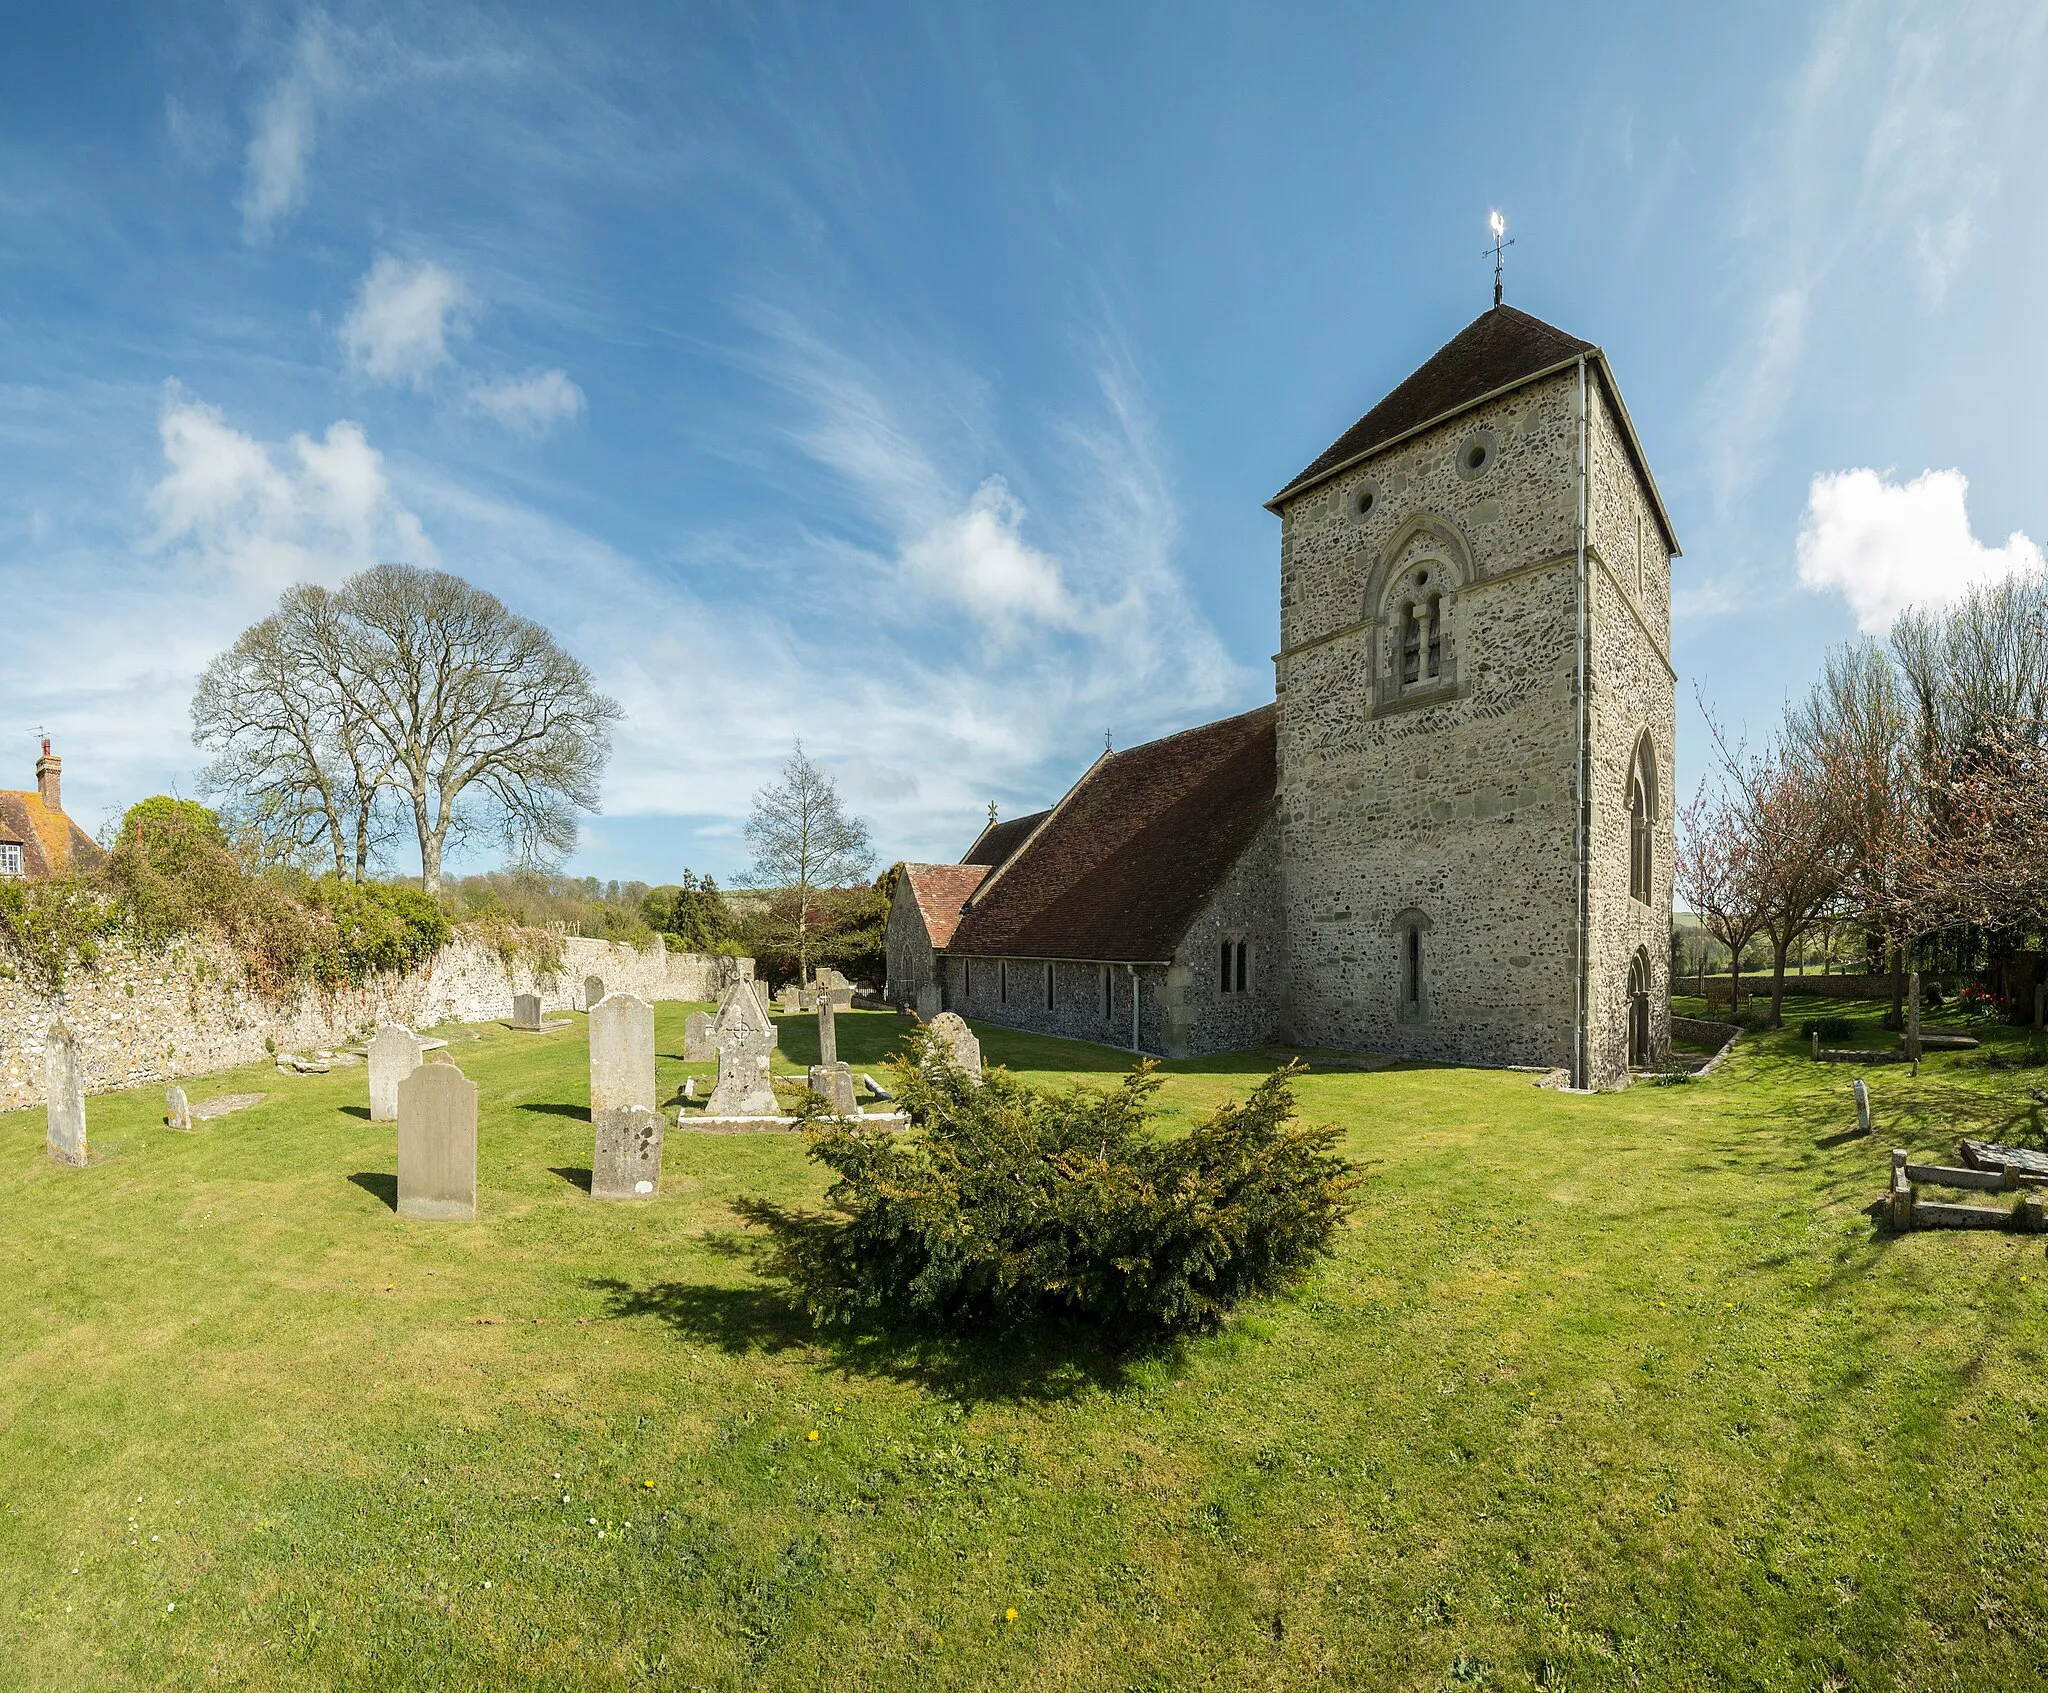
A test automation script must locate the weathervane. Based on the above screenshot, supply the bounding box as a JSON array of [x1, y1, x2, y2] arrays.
[[1485, 209, 1514, 307]]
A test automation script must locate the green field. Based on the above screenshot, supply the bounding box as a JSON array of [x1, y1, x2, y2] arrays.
[[4, 999, 2046, 1690]]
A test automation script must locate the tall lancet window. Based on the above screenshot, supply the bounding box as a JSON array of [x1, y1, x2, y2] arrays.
[[1628, 736, 1658, 904], [1400, 601, 1422, 685], [1425, 593, 1442, 680]]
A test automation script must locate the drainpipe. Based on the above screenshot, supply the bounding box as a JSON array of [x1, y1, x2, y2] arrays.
[[1126, 963, 1140, 1053], [1573, 355, 1593, 1090]]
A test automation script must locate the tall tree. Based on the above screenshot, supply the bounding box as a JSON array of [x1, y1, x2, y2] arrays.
[[192, 566, 619, 894], [1675, 781, 1768, 1012], [743, 743, 873, 981]]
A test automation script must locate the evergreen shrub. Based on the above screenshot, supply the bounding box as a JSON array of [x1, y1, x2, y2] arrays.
[[746, 1027, 1363, 1340]]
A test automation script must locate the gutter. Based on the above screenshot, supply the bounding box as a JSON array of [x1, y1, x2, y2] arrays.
[[1573, 355, 1593, 1091]]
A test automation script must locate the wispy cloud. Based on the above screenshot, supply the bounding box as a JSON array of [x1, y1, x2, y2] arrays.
[[238, 15, 347, 242], [467, 367, 586, 433], [1796, 465, 2042, 633]]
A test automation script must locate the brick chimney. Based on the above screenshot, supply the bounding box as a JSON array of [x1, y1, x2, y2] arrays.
[[36, 738, 59, 814]]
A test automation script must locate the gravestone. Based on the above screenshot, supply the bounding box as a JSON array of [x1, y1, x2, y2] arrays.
[[592, 1104, 664, 1199], [915, 981, 942, 1022], [708, 1049, 780, 1117], [367, 1023, 425, 1123], [683, 1010, 717, 1062], [1854, 1077, 1871, 1135], [808, 1061, 858, 1116], [584, 975, 606, 1012], [778, 984, 800, 1014], [817, 995, 838, 1068], [396, 1062, 477, 1220], [511, 993, 542, 1031], [926, 1011, 982, 1080], [751, 979, 773, 1022], [45, 1018, 86, 1167], [589, 992, 657, 1116], [165, 1085, 192, 1131], [1906, 970, 1922, 1065]]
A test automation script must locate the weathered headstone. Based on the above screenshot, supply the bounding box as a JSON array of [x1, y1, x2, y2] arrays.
[[165, 1085, 191, 1131], [1906, 970, 1922, 1065], [808, 1061, 858, 1116], [751, 979, 773, 1022], [817, 995, 838, 1068], [367, 1023, 425, 1123], [683, 1010, 717, 1062], [589, 992, 657, 1116], [511, 993, 542, 1031], [396, 1061, 477, 1220], [45, 1018, 86, 1166], [683, 1076, 696, 1102], [1854, 1077, 1871, 1135], [708, 1049, 780, 1117], [584, 975, 606, 1011], [915, 980, 942, 1022], [778, 983, 800, 1014], [926, 1011, 982, 1080], [592, 1104, 664, 1199]]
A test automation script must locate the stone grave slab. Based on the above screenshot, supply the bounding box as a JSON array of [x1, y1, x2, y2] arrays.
[[165, 1085, 192, 1131], [367, 1023, 425, 1123], [45, 1019, 86, 1166], [926, 1011, 982, 1079], [593, 1104, 664, 1199], [193, 1092, 265, 1120], [707, 1050, 780, 1118], [584, 975, 606, 1011], [510, 993, 543, 1031], [396, 1062, 478, 1221], [589, 992, 657, 1115], [683, 1010, 717, 1062]]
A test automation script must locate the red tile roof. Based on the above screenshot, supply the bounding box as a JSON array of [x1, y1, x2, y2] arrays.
[[900, 862, 989, 950], [949, 705, 1276, 963], [0, 790, 105, 880]]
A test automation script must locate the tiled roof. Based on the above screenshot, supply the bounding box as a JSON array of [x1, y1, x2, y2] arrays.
[[899, 862, 990, 950], [949, 705, 1277, 963], [0, 790, 105, 880], [1270, 305, 1594, 506], [961, 808, 1050, 869]]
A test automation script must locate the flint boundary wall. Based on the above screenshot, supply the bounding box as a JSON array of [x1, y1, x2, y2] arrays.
[[0, 932, 748, 1110]]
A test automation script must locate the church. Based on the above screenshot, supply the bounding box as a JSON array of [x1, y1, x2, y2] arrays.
[[884, 302, 1676, 1089]]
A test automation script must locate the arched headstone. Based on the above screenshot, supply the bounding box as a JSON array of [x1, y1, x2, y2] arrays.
[[396, 1062, 478, 1220], [589, 992, 657, 1115]]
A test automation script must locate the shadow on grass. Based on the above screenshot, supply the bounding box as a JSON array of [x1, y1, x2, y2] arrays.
[[349, 1171, 397, 1211], [587, 1264, 1149, 1407], [521, 1102, 590, 1122], [549, 1166, 592, 1193], [339, 1105, 371, 1121]]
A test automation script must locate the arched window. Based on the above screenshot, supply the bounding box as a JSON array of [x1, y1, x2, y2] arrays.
[[1218, 936, 1250, 995], [1400, 600, 1421, 685], [1627, 948, 1652, 1068], [1425, 594, 1442, 679], [1628, 736, 1658, 904]]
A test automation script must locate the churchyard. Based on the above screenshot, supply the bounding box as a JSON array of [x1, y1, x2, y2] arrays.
[[1, 995, 2044, 1691]]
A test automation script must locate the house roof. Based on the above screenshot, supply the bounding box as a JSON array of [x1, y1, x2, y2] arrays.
[[898, 862, 990, 950], [0, 790, 105, 880], [961, 808, 1050, 869], [948, 705, 1277, 964], [1265, 303, 1680, 554]]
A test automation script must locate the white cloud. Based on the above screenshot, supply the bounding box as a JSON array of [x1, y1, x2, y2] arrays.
[[341, 256, 474, 388], [467, 368, 586, 433], [147, 388, 435, 593], [238, 18, 346, 241], [1796, 466, 2042, 633], [900, 476, 1073, 633]]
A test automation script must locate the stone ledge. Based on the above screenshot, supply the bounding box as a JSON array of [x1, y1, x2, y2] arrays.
[[676, 1110, 910, 1135]]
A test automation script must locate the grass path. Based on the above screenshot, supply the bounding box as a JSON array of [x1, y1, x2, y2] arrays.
[[2, 1001, 2045, 1689]]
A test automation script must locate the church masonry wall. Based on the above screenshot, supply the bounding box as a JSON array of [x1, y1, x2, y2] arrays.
[[1156, 813, 1286, 1055], [1275, 371, 1586, 1069], [943, 953, 1171, 1054], [1584, 384, 1677, 1087], [883, 879, 937, 1009]]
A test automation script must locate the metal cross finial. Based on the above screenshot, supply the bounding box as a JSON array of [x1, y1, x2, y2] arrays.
[[987, 800, 998, 825], [1485, 209, 1514, 307], [1105, 727, 1113, 753]]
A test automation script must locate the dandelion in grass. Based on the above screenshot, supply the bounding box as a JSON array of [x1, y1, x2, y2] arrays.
[[807, 1430, 819, 1443], [1005, 1607, 1018, 1622]]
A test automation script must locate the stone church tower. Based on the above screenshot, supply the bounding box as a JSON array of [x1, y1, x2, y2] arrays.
[[1269, 305, 1676, 1088]]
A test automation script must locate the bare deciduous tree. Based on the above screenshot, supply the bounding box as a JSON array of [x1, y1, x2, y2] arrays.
[[1675, 781, 1768, 1013], [192, 566, 619, 894], [743, 743, 873, 982]]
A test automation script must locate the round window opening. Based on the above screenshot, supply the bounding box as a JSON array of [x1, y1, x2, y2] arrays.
[[1416, 569, 1429, 587], [1356, 489, 1374, 516], [1455, 429, 1499, 481], [1465, 443, 1487, 471]]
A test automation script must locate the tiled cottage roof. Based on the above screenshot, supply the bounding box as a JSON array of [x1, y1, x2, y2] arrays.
[[1271, 305, 1593, 506], [899, 862, 990, 950], [0, 789, 105, 880], [961, 808, 1051, 869], [1268, 302, 1680, 553], [949, 705, 1277, 964]]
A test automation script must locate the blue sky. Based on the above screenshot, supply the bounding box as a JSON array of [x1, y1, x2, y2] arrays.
[[5, 0, 2045, 884]]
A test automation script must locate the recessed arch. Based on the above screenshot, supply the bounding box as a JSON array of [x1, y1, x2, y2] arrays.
[[1361, 511, 1475, 617], [1627, 732, 1659, 904]]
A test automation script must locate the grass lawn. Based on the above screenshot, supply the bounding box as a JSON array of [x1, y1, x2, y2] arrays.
[[4, 1000, 2047, 1690]]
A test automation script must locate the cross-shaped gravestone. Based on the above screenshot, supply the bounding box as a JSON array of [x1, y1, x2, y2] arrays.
[[817, 994, 838, 1068], [396, 1062, 478, 1220]]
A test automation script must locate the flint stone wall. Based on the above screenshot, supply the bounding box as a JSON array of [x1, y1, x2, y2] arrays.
[[0, 931, 749, 1111]]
